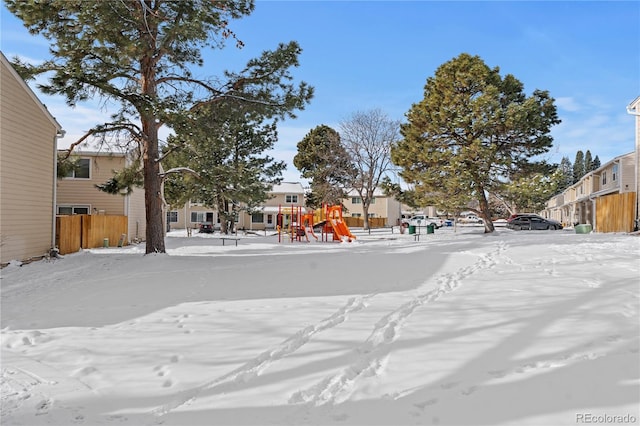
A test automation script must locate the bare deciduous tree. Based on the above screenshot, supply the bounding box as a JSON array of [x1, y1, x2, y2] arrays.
[[340, 109, 400, 230]]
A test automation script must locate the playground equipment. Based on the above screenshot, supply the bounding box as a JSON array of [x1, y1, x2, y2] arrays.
[[276, 205, 317, 243], [324, 204, 356, 242], [276, 204, 356, 243]]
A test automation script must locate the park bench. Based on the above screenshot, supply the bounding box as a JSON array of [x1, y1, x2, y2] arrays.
[[220, 237, 240, 246]]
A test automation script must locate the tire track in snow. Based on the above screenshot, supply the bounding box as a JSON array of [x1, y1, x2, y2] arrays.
[[151, 293, 375, 417], [288, 241, 508, 406]]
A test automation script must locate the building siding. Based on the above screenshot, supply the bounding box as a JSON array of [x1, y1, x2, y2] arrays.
[[541, 151, 636, 230], [56, 153, 127, 215], [55, 151, 147, 242], [1, 54, 61, 264], [620, 155, 635, 193]]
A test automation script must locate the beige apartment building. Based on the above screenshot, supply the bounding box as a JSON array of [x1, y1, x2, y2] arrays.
[[166, 182, 307, 232], [56, 150, 146, 242], [542, 151, 636, 232], [0, 52, 63, 265], [342, 188, 403, 226]]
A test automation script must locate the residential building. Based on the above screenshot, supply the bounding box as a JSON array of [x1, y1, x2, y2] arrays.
[[627, 96, 640, 231], [1, 52, 64, 265], [166, 201, 218, 232], [166, 182, 307, 232], [239, 182, 307, 231], [541, 151, 636, 232], [56, 150, 146, 242], [342, 188, 402, 226]]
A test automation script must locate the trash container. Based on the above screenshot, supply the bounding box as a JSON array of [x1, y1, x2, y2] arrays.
[[426, 224, 435, 234], [408, 225, 416, 234], [574, 224, 592, 234], [103, 238, 109, 248]]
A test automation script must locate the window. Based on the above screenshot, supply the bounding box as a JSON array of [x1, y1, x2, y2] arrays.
[[612, 164, 618, 182], [167, 211, 178, 223], [370, 197, 376, 204], [267, 214, 273, 225], [191, 212, 206, 223], [65, 158, 90, 179], [352, 213, 362, 218], [352, 197, 362, 204], [285, 194, 298, 203], [602, 171, 607, 185], [251, 213, 264, 223], [57, 205, 90, 215]]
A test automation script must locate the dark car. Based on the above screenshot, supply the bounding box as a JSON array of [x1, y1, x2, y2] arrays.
[[507, 215, 563, 231], [507, 213, 543, 223], [199, 222, 214, 233]]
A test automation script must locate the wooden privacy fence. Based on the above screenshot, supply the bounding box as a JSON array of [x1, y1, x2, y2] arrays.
[[344, 217, 387, 228], [56, 214, 128, 255], [595, 192, 636, 233]]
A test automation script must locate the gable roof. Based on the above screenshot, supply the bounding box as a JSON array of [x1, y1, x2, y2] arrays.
[[345, 187, 387, 197], [1, 51, 62, 133], [627, 95, 640, 113], [271, 182, 305, 194]]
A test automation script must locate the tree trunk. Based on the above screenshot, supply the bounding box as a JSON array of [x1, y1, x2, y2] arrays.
[[362, 203, 370, 230], [478, 190, 495, 233], [143, 131, 166, 253], [217, 198, 230, 234], [140, 52, 166, 253]]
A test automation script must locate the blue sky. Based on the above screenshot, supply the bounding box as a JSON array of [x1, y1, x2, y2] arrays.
[[1, 1, 639, 183]]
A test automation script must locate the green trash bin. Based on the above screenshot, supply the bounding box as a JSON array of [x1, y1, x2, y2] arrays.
[[426, 224, 435, 234], [574, 224, 592, 234], [408, 225, 416, 234]]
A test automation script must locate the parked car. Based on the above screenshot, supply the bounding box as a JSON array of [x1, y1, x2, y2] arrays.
[[199, 222, 214, 233], [402, 214, 444, 228], [507, 213, 543, 223], [506, 215, 563, 230], [458, 215, 483, 224]]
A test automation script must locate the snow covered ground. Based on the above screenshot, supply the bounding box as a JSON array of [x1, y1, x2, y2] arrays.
[[1, 226, 639, 426]]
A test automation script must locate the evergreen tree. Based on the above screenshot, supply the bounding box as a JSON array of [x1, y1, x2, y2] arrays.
[[557, 156, 574, 192], [573, 150, 585, 183], [392, 53, 560, 233], [6, 1, 312, 253], [163, 99, 286, 234], [592, 155, 601, 170], [501, 170, 562, 213], [293, 125, 355, 209], [584, 150, 593, 174]]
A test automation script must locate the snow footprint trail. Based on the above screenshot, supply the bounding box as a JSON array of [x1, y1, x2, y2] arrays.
[[289, 241, 508, 406], [152, 294, 375, 417]]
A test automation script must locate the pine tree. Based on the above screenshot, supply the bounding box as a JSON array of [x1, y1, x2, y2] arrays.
[[392, 53, 560, 233], [293, 125, 355, 208], [573, 151, 585, 183], [6, 1, 312, 253], [163, 100, 287, 234], [592, 155, 601, 170], [502, 170, 561, 213], [584, 150, 593, 174], [557, 156, 573, 192]]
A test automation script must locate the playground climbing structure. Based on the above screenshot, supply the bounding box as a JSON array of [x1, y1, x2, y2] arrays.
[[276, 204, 356, 243]]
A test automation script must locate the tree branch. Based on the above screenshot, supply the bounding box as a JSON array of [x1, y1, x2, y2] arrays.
[[60, 122, 144, 158]]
